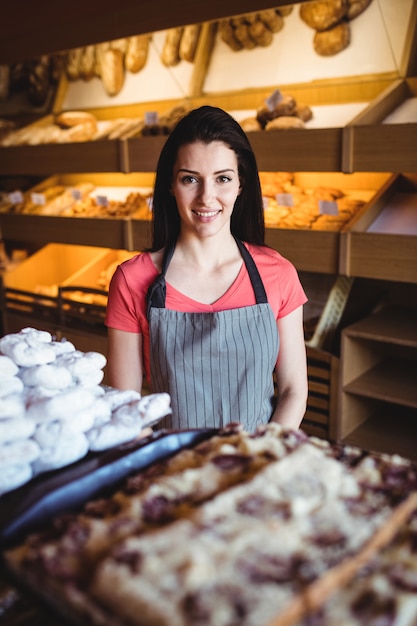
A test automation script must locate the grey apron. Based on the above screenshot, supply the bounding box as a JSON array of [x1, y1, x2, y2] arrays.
[[147, 239, 279, 431]]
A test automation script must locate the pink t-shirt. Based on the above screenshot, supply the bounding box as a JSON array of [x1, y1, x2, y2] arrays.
[[105, 243, 307, 381]]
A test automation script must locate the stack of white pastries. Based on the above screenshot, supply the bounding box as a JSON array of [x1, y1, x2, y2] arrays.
[[0, 327, 171, 496]]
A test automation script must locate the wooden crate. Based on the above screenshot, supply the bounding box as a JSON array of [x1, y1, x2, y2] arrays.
[[340, 173, 417, 283], [0, 173, 153, 250], [265, 171, 390, 274], [303, 345, 339, 441], [344, 78, 417, 172]]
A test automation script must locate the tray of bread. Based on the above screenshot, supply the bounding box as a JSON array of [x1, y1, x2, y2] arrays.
[[1, 421, 417, 626]]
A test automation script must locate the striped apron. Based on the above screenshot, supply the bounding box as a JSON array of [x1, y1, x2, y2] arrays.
[[147, 239, 279, 431]]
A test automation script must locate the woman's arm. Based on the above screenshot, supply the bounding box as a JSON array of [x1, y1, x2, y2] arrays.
[[106, 327, 143, 393], [270, 306, 308, 430]]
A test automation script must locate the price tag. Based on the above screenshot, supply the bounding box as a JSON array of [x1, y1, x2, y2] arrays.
[[96, 195, 109, 207], [71, 188, 82, 201], [31, 192, 46, 205], [145, 111, 159, 125], [146, 195, 154, 210], [319, 200, 339, 216], [262, 196, 269, 210], [8, 190, 24, 204], [276, 193, 294, 207], [265, 89, 283, 112]]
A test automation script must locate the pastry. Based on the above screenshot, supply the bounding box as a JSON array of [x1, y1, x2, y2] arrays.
[[259, 9, 284, 33], [300, 0, 348, 31], [55, 110, 97, 128], [5, 425, 417, 626], [248, 19, 274, 46], [99, 48, 125, 96], [161, 28, 183, 66], [79, 45, 96, 80], [125, 35, 150, 73], [219, 20, 243, 51], [239, 117, 262, 132], [347, 0, 372, 19], [314, 21, 351, 56], [179, 24, 201, 62], [265, 116, 305, 130]]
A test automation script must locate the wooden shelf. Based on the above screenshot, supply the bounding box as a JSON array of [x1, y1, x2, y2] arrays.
[[344, 307, 417, 346], [339, 307, 417, 459], [342, 409, 417, 463], [344, 358, 417, 408]]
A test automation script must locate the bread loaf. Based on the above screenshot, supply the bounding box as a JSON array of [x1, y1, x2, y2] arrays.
[[100, 48, 125, 96], [265, 116, 305, 130], [219, 20, 243, 51], [179, 24, 201, 62], [259, 9, 284, 33], [161, 28, 183, 66], [125, 35, 150, 73]]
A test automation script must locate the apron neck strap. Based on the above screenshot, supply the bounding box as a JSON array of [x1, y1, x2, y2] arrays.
[[234, 238, 268, 304]]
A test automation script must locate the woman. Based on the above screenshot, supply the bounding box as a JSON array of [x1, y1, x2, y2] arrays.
[[105, 105, 308, 431]]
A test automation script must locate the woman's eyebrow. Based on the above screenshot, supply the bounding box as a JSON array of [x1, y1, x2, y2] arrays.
[[176, 168, 236, 174]]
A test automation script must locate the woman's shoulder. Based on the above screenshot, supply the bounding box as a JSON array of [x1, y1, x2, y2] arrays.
[[114, 251, 159, 285]]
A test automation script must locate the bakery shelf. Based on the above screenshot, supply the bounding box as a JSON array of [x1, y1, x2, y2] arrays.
[[340, 173, 417, 283], [342, 408, 417, 464], [265, 171, 391, 274], [303, 346, 339, 441], [338, 306, 417, 458], [345, 78, 417, 172], [0, 141, 122, 176]]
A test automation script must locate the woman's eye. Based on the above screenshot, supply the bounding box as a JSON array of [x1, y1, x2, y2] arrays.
[[217, 175, 232, 184], [181, 175, 198, 184]]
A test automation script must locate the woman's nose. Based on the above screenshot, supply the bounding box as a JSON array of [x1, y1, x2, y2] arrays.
[[198, 180, 215, 203]]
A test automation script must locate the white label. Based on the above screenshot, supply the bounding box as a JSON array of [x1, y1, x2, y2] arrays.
[[262, 196, 269, 210], [8, 190, 24, 204], [145, 111, 159, 125], [96, 195, 109, 207], [71, 188, 82, 201], [276, 193, 294, 207], [265, 89, 283, 112], [146, 195, 154, 210], [31, 192, 46, 205], [319, 200, 339, 216]]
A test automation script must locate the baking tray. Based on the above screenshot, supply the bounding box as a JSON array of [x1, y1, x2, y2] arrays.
[[0, 428, 218, 549]]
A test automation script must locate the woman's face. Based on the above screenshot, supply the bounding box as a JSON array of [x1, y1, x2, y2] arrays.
[[171, 141, 241, 239]]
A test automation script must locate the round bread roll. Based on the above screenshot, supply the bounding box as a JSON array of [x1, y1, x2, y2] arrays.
[[314, 21, 351, 56], [219, 20, 243, 51], [249, 20, 274, 47], [259, 9, 284, 33], [239, 117, 262, 132], [265, 117, 305, 130], [347, 0, 372, 19], [300, 0, 348, 31], [27, 387, 96, 422]]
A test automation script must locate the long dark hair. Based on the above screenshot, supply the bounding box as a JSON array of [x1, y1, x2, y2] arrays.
[[149, 105, 265, 251]]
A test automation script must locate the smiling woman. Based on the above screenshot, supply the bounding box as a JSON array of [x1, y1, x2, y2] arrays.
[[105, 105, 308, 433]]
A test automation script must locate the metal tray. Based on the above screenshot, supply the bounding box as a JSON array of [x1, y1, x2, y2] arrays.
[[0, 428, 218, 549]]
